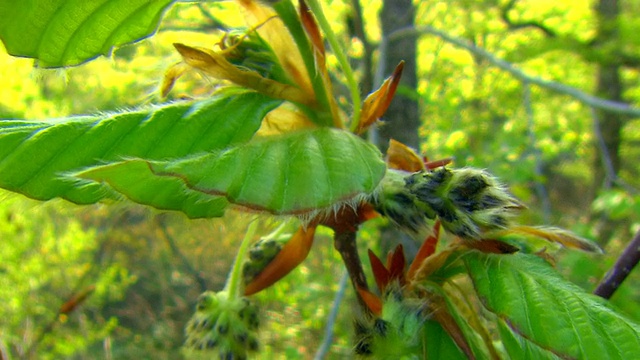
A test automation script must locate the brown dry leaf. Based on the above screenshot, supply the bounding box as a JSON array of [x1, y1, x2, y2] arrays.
[[430, 301, 477, 360], [498, 226, 603, 253], [357, 287, 383, 316], [386, 139, 425, 172], [299, 0, 325, 59], [424, 157, 454, 170], [407, 221, 440, 280], [59, 285, 96, 314], [408, 244, 459, 286], [368, 249, 391, 294], [356, 61, 404, 134], [465, 239, 520, 254]]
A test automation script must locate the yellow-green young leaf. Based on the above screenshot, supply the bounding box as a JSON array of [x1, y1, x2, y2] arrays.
[[465, 252, 640, 360], [78, 128, 386, 217], [0, 0, 175, 67], [0, 91, 281, 209]]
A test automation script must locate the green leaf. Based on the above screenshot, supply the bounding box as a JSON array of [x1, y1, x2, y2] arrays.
[[74, 160, 228, 218], [422, 320, 468, 359], [0, 0, 174, 67], [498, 319, 563, 360], [465, 252, 640, 360], [78, 128, 386, 216], [437, 288, 495, 359], [0, 91, 281, 207]]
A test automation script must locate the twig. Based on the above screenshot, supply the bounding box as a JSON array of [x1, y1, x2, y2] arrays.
[[21, 233, 109, 360], [387, 26, 640, 118], [314, 271, 348, 360], [500, 0, 557, 37], [590, 107, 617, 190], [196, 3, 224, 28], [594, 229, 640, 299], [0, 337, 9, 360], [333, 230, 371, 317], [158, 25, 221, 33], [590, 107, 639, 194], [156, 216, 208, 292], [500, 0, 640, 69]]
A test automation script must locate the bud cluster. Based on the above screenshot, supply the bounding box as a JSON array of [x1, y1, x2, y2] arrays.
[[355, 287, 427, 359], [373, 167, 522, 239], [185, 291, 260, 360]]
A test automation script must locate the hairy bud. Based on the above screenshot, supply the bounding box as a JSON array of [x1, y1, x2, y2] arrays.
[[241, 234, 291, 285], [373, 167, 522, 239], [185, 291, 260, 360], [372, 169, 433, 233], [408, 167, 522, 239], [355, 287, 428, 359]]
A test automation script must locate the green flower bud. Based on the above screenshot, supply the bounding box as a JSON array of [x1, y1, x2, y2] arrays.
[[241, 234, 291, 285], [184, 291, 260, 360]]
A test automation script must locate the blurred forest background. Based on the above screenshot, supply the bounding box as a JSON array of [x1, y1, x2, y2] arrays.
[[1, 0, 640, 359]]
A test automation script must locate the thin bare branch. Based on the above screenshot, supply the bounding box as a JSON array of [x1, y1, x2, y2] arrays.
[[500, 0, 557, 37], [590, 108, 639, 194], [523, 82, 552, 221], [594, 229, 640, 299], [591, 107, 618, 190], [314, 271, 348, 360], [196, 3, 225, 29], [387, 26, 640, 118], [0, 338, 9, 360], [156, 216, 208, 292]]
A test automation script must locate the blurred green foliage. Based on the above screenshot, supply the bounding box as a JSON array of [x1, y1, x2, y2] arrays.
[[0, 0, 639, 358]]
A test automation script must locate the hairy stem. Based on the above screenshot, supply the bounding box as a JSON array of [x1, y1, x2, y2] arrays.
[[333, 230, 371, 316], [226, 219, 258, 298], [594, 229, 640, 299]]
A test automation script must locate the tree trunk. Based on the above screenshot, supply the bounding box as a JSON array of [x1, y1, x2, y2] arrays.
[[592, 0, 626, 244], [377, 0, 420, 257], [593, 0, 623, 190], [377, 0, 420, 153]]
